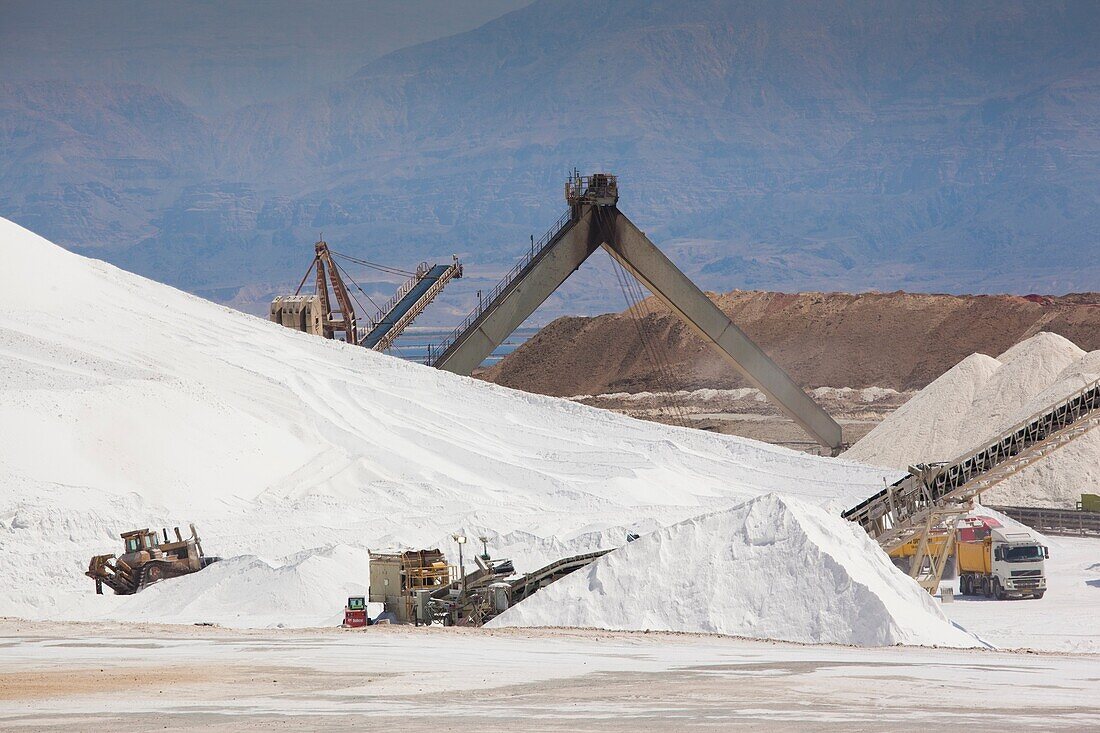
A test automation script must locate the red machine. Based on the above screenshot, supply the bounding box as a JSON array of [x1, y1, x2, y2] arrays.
[[343, 596, 368, 628], [958, 515, 1003, 543]]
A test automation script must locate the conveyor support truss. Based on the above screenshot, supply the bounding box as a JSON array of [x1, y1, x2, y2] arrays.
[[844, 376, 1100, 554]]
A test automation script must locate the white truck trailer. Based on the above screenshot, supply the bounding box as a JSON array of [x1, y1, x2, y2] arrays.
[[958, 527, 1048, 599]]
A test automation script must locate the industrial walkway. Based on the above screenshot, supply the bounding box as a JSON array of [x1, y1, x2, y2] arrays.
[[426, 210, 572, 368], [361, 258, 462, 351]]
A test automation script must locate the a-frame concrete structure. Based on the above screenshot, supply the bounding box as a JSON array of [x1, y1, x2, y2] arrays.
[[428, 173, 845, 454]]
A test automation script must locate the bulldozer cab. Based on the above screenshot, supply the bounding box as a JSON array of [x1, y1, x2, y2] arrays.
[[121, 530, 159, 553], [347, 596, 366, 611]]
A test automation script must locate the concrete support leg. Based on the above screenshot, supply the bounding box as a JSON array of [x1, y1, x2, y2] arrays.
[[434, 209, 600, 375], [601, 207, 844, 454]]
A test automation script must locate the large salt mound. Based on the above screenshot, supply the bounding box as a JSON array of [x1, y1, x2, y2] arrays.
[[0, 218, 897, 624], [489, 494, 977, 647], [980, 349, 1100, 506], [845, 332, 1099, 507], [969, 333, 1084, 439], [842, 353, 1002, 467]]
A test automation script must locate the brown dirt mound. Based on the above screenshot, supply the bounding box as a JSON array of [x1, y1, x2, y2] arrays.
[[479, 291, 1100, 396]]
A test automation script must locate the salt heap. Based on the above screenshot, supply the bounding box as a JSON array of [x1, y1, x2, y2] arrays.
[[844, 332, 1099, 507], [490, 494, 977, 647], [92, 545, 376, 628], [0, 217, 898, 626], [971, 333, 1086, 437], [842, 353, 1002, 466]]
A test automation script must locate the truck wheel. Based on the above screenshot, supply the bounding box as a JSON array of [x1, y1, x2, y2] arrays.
[[960, 576, 970, 596], [993, 578, 1006, 600], [1033, 591, 1045, 600]]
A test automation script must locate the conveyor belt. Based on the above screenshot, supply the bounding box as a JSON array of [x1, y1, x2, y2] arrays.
[[361, 259, 461, 351], [426, 548, 612, 626], [508, 549, 611, 604], [844, 376, 1100, 551]]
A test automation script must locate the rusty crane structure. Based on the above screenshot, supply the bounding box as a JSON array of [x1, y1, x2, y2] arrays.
[[271, 240, 461, 352]]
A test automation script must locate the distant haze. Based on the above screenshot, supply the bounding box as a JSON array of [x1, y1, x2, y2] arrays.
[[1, 0, 533, 115], [1, 0, 1097, 324]]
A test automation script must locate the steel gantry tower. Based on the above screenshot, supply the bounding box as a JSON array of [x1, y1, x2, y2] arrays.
[[427, 172, 845, 455]]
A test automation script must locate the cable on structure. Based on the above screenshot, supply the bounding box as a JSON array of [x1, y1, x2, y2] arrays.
[[591, 208, 682, 426], [330, 251, 416, 278]]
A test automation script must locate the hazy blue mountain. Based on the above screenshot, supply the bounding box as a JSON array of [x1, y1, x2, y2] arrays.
[[0, 0, 533, 116], [1, 0, 1097, 322]]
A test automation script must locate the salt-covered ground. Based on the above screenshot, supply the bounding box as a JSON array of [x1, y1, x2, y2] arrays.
[[0, 217, 899, 633], [942, 535, 1100, 654], [844, 332, 1100, 507], [1, 620, 1097, 732]]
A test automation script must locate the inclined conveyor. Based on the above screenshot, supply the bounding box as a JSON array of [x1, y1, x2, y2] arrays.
[[844, 375, 1100, 552], [360, 258, 462, 351], [426, 171, 845, 455]]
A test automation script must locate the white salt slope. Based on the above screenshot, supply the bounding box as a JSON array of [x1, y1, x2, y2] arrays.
[[90, 545, 377, 628], [980, 348, 1100, 507], [489, 494, 978, 648], [966, 333, 1084, 441], [843, 353, 1002, 467], [0, 217, 896, 624], [845, 332, 1099, 507]]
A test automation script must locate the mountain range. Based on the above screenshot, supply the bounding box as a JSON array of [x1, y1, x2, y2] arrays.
[[1, 0, 1098, 322]]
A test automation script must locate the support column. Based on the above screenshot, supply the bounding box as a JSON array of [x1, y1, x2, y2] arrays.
[[601, 207, 844, 454], [433, 209, 600, 375]]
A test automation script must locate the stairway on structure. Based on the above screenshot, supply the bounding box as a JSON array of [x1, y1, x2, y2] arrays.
[[426, 210, 572, 367]]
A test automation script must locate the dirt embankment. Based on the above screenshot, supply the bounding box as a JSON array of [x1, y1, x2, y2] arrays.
[[480, 291, 1100, 396]]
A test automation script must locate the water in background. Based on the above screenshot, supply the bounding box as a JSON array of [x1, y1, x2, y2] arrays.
[[388, 327, 540, 367]]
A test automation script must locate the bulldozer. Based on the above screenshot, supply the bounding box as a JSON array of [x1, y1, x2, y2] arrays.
[[86, 523, 219, 595]]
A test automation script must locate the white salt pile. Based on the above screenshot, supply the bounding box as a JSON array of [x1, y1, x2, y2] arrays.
[[489, 494, 978, 648], [91, 545, 376, 628], [0, 217, 897, 626], [844, 332, 1099, 507], [843, 353, 1003, 466], [971, 333, 1085, 436]]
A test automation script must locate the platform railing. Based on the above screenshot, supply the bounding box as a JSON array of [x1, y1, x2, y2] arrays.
[[988, 504, 1100, 537], [426, 208, 573, 366], [371, 261, 463, 352], [365, 262, 431, 331]]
